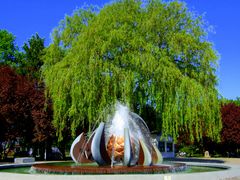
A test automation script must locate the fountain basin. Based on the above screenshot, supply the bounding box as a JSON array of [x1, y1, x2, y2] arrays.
[[31, 163, 186, 174]]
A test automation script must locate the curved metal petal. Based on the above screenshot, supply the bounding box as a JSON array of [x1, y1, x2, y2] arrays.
[[123, 128, 132, 166], [70, 132, 85, 163], [138, 139, 152, 166], [152, 144, 163, 165], [91, 122, 110, 165]]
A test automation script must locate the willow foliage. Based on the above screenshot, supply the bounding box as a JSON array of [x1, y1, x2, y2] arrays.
[[42, 0, 221, 142]]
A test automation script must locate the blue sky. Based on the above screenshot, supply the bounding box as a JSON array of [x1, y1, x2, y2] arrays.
[[0, 0, 239, 100]]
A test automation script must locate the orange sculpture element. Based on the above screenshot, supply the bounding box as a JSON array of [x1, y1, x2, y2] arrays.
[[107, 135, 124, 161]]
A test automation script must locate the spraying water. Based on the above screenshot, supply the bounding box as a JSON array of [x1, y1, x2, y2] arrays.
[[104, 102, 153, 165]]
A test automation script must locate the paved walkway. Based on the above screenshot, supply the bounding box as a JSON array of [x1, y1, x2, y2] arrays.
[[0, 158, 240, 180]]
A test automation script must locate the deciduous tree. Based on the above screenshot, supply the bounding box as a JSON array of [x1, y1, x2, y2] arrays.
[[221, 103, 240, 146], [21, 33, 45, 79], [0, 29, 22, 67], [0, 66, 54, 158], [42, 0, 221, 142]]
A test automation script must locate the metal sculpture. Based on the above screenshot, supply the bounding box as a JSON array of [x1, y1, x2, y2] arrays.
[[70, 103, 163, 167]]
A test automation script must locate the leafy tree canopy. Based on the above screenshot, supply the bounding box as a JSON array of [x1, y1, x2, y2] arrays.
[[21, 33, 45, 79], [0, 30, 45, 79], [42, 0, 221, 142], [0, 29, 22, 67], [221, 103, 240, 146], [221, 97, 240, 107], [0, 66, 54, 146]]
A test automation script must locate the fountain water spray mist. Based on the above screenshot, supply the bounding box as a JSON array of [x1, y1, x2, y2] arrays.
[[104, 102, 153, 165]]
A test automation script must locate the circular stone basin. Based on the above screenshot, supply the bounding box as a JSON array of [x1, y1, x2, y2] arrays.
[[31, 163, 186, 174]]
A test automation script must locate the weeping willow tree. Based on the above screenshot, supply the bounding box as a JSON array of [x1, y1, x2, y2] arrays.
[[42, 0, 221, 142]]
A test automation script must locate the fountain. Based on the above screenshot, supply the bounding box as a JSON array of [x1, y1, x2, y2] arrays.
[[32, 103, 186, 174], [0, 104, 231, 178], [0, 105, 233, 180]]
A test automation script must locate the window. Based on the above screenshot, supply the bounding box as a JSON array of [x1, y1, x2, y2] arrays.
[[158, 141, 165, 152], [167, 142, 173, 152]]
